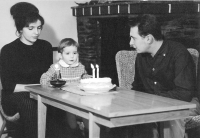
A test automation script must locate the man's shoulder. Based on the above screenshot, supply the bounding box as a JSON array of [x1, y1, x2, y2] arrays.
[[165, 40, 187, 51], [165, 40, 189, 55]]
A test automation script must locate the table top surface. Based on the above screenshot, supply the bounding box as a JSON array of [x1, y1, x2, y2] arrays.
[[25, 84, 196, 118]]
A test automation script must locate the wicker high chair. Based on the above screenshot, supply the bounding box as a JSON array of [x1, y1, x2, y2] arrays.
[[185, 48, 200, 130], [0, 79, 20, 137]]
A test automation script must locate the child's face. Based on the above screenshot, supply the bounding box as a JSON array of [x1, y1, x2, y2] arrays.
[[61, 46, 78, 65]]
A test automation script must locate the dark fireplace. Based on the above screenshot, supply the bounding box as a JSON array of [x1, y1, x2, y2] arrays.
[[99, 17, 131, 85], [77, 17, 132, 85], [74, 1, 200, 86]]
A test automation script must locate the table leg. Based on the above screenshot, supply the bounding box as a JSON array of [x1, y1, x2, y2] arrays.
[[159, 122, 164, 138], [89, 112, 100, 138], [38, 95, 47, 138], [161, 120, 185, 138]]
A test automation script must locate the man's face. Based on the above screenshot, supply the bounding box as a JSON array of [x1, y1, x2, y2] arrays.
[[129, 26, 149, 53]]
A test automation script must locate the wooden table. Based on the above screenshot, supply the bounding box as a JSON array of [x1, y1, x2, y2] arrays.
[[25, 85, 196, 138]]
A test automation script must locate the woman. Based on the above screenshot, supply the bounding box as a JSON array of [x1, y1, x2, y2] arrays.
[[0, 2, 53, 138]]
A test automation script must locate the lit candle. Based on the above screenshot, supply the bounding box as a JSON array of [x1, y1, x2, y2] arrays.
[[54, 64, 60, 80], [96, 64, 99, 78], [54, 64, 60, 70], [91, 64, 95, 78]]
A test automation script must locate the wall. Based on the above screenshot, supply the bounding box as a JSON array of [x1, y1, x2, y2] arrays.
[[161, 14, 200, 50], [0, 0, 90, 62]]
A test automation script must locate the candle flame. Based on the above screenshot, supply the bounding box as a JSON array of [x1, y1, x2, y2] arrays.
[[91, 63, 94, 69], [54, 64, 60, 70], [96, 64, 99, 68]]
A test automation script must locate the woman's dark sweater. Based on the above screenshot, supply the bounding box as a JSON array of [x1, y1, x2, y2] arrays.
[[0, 38, 53, 98]]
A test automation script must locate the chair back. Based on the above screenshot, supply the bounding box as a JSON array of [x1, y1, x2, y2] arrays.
[[185, 48, 200, 130], [115, 50, 137, 89], [0, 78, 20, 137], [187, 48, 199, 75]]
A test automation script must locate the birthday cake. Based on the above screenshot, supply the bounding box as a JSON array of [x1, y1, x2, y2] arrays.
[[79, 77, 114, 92]]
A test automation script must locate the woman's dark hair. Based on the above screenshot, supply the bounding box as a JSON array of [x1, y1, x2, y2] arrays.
[[129, 14, 163, 41], [10, 2, 44, 35], [58, 38, 79, 53]]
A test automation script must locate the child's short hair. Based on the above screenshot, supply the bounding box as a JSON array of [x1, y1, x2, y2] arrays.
[[58, 38, 79, 53]]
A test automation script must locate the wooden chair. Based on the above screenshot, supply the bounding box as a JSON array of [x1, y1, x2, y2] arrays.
[[0, 80, 20, 137], [188, 48, 199, 76], [185, 48, 200, 130], [115, 50, 137, 89], [115, 50, 137, 137]]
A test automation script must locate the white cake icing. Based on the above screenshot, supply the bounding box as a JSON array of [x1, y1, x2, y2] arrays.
[[80, 77, 113, 90]]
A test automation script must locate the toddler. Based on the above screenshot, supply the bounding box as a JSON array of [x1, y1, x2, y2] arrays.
[[40, 38, 91, 136]]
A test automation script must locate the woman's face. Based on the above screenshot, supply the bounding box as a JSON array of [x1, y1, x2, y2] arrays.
[[20, 19, 42, 45], [61, 46, 78, 66]]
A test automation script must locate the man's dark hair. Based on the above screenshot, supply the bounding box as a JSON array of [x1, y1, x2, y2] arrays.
[[129, 14, 164, 41]]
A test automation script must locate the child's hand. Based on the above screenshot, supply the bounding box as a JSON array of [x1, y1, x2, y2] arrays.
[[81, 73, 86, 79], [81, 74, 92, 79]]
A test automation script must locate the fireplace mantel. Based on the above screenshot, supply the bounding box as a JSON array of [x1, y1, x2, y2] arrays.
[[71, 1, 200, 18]]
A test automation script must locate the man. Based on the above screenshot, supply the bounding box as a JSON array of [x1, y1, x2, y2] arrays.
[[129, 14, 197, 138]]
